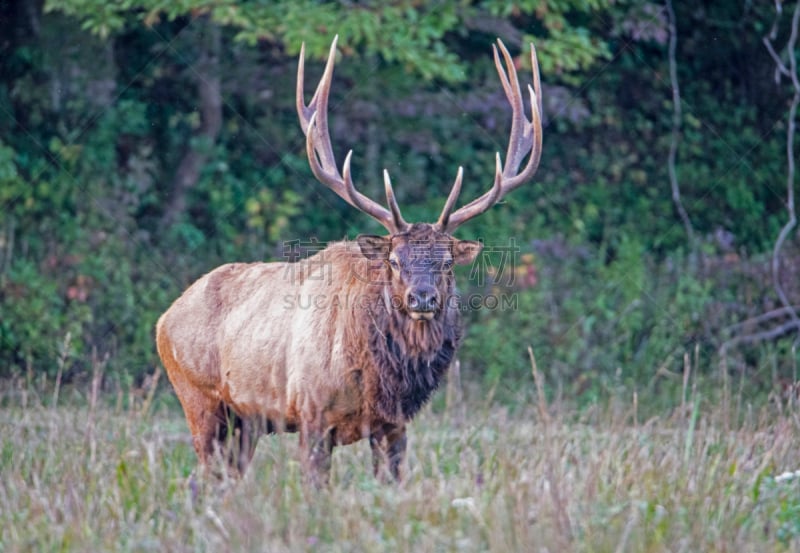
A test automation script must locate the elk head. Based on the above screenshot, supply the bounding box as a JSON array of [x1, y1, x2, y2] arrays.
[[297, 36, 543, 321], [354, 225, 482, 321]]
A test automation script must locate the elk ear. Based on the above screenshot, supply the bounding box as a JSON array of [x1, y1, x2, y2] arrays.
[[452, 239, 482, 265], [357, 234, 390, 260]]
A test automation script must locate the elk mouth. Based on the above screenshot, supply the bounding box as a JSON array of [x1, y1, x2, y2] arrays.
[[409, 310, 435, 322]]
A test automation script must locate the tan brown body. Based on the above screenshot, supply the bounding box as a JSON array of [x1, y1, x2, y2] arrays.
[[157, 236, 465, 479], [157, 36, 543, 483]]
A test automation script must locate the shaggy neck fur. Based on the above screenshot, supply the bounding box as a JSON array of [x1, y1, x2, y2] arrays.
[[321, 239, 463, 423], [366, 300, 460, 422]]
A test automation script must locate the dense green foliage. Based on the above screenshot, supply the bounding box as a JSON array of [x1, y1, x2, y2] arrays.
[[1, 1, 798, 401]]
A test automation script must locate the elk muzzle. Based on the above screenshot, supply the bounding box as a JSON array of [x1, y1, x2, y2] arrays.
[[406, 284, 440, 320]]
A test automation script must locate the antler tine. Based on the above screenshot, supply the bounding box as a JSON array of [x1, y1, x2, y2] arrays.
[[496, 40, 532, 179], [296, 40, 336, 140], [434, 167, 463, 230], [531, 43, 543, 127], [443, 39, 544, 233], [297, 36, 408, 234], [383, 170, 409, 230]]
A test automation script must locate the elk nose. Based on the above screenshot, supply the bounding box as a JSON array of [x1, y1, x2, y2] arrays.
[[407, 286, 439, 312]]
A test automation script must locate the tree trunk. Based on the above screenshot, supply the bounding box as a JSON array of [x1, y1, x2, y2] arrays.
[[160, 19, 223, 231]]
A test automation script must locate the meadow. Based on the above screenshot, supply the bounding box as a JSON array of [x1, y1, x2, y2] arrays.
[[3, 366, 800, 553], [4, 3, 800, 551]]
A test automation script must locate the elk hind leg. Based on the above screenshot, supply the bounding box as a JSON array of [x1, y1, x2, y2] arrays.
[[157, 330, 224, 473], [215, 406, 260, 476], [165, 371, 253, 477], [182, 400, 226, 477]]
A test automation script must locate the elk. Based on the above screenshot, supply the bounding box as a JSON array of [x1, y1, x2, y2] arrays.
[[156, 36, 543, 484]]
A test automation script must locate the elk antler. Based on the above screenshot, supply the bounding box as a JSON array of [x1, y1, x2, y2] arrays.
[[436, 39, 543, 233], [297, 36, 409, 234]]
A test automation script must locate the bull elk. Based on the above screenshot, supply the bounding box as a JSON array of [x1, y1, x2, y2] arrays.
[[156, 36, 543, 484]]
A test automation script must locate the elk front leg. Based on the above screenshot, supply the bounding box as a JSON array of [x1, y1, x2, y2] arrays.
[[300, 423, 335, 486], [370, 424, 407, 482]]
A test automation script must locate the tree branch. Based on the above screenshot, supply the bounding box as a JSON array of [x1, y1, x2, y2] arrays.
[[720, 317, 800, 356], [770, 0, 800, 328], [665, 0, 695, 250], [724, 1, 800, 354], [463, 14, 524, 46], [723, 304, 800, 335]]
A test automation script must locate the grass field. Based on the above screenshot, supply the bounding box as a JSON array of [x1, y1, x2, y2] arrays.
[[2, 376, 800, 552]]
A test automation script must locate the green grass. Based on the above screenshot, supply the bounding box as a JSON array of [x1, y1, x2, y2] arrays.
[[2, 381, 800, 552]]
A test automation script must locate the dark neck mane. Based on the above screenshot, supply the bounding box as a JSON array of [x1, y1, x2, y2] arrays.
[[322, 241, 462, 423], [365, 290, 461, 422]]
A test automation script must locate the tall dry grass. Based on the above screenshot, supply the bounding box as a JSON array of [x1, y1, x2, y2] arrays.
[[1, 371, 800, 552]]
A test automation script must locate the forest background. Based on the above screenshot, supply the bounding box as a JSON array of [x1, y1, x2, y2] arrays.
[[2, 0, 800, 411]]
